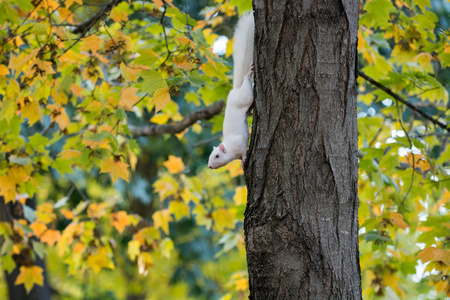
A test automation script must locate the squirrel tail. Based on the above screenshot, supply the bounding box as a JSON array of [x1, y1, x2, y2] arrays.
[[232, 13, 254, 89]]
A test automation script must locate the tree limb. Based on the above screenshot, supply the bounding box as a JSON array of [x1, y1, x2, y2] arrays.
[[72, 0, 121, 35], [359, 72, 449, 132], [130, 100, 225, 137]]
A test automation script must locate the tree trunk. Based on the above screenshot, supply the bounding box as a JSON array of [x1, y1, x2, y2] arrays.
[[244, 1, 361, 299], [0, 198, 51, 300]]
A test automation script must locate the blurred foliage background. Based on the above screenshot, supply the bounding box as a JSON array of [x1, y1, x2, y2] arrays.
[[0, 0, 449, 299]]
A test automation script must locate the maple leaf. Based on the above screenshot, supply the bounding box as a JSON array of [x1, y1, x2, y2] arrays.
[[58, 150, 81, 160], [60, 209, 74, 220], [212, 209, 235, 232], [119, 87, 140, 111], [151, 87, 171, 113], [110, 211, 131, 233], [110, 7, 128, 22], [152, 209, 172, 235], [81, 35, 102, 54], [15, 266, 44, 293], [100, 157, 130, 183], [0, 176, 16, 203], [163, 155, 184, 174], [27, 59, 55, 81], [119, 62, 140, 82], [0, 64, 9, 76], [168, 201, 189, 221], [233, 186, 247, 206], [30, 222, 47, 238], [390, 212, 409, 229], [18, 96, 41, 125], [86, 247, 114, 273], [40, 229, 61, 246]]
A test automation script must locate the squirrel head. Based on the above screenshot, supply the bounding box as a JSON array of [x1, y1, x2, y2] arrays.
[[208, 143, 230, 169]]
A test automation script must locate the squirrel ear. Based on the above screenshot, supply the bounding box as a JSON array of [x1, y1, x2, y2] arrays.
[[219, 143, 226, 153]]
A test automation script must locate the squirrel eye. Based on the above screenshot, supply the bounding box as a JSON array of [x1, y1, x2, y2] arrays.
[[215, 155, 219, 158]]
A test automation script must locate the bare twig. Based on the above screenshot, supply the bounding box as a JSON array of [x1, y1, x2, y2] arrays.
[[130, 100, 225, 137], [359, 72, 449, 132], [395, 101, 414, 207]]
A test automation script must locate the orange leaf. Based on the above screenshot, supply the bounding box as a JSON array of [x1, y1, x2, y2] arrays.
[[390, 212, 409, 229], [119, 87, 140, 111], [110, 211, 131, 233], [163, 155, 184, 174], [0, 64, 9, 76], [30, 222, 47, 238], [15, 266, 44, 293], [100, 158, 130, 183], [40, 229, 61, 246], [61, 209, 74, 220], [27, 59, 55, 81], [417, 247, 437, 263]]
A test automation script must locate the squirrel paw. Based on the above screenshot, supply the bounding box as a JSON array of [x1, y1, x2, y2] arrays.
[[247, 62, 254, 78]]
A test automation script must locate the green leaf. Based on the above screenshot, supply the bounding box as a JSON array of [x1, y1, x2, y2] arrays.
[[28, 133, 48, 153], [1, 255, 16, 274], [139, 70, 167, 96]]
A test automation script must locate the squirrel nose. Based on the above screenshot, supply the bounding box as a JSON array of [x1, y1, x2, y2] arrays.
[[208, 165, 212, 169]]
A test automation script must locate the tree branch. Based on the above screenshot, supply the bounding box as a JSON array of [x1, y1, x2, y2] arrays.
[[72, 0, 121, 35], [359, 72, 450, 132], [130, 100, 225, 137]]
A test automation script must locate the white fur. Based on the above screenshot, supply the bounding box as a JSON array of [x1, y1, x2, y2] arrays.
[[208, 13, 254, 170]]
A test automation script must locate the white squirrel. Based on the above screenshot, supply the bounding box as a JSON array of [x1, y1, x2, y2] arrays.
[[208, 13, 254, 170]]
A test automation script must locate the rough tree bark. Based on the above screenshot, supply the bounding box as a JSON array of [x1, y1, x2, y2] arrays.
[[244, 0, 361, 299]]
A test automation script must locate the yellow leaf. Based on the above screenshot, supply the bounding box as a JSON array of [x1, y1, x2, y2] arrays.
[[220, 294, 232, 300], [390, 212, 409, 229], [163, 155, 184, 174], [100, 157, 130, 183], [226, 160, 244, 178], [212, 209, 235, 232], [110, 211, 131, 233], [150, 113, 170, 124], [87, 203, 106, 219], [0, 64, 9, 76], [168, 201, 189, 221], [234, 278, 249, 291], [58, 149, 81, 160], [128, 240, 140, 261], [120, 62, 140, 82], [110, 7, 128, 22], [151, 87, 171, 113], [87, 247, 114, 273], [81, 35, 102, 54], [119, 87, 140, 111], [40, 229, 61, 246], [17, 96, 41, 125], [152, 209, 172, 235], [160, 238, 174, 258], [233, 186, 247, 206], [27, 59, 55, 81], [15, 266, 44, 293], [0, 176, 16, 204]]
